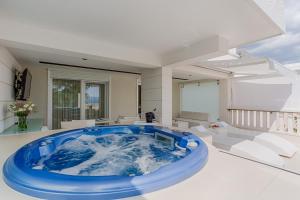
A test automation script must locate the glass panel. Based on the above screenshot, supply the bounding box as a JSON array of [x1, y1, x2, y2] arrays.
[[52, 79, 81, 129], [85, 83, 106, 120], [181, 81, 219, 122]]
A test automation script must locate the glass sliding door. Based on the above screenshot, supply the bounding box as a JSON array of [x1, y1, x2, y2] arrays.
[[52, 79, 81, 129], [85, 82, 106, 120]]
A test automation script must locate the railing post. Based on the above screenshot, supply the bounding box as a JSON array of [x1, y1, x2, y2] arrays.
[[287, 113, 293, 134], [250, 110, 256, 129], [279, 112, 285, 132], [297, 113, 300, 135], [231, 110, 234, 125], [269, 112, 277, 132], [258, 111, 263, 130], [241, 110, 244, 127], [266, 111, 270, 129], [245, 110, 250, 128], [262, 111, 267, 131], [236, 110, 239, 126], [245, 110, 248, 128]]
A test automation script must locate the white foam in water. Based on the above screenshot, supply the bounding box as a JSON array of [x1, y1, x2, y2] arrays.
[[34, 133, 188, 176]]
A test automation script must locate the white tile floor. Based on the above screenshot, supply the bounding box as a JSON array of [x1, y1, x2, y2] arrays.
[[0, 130, 300, 200]]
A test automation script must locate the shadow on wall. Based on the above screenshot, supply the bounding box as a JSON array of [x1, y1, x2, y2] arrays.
[[232, 81, 295, 111]]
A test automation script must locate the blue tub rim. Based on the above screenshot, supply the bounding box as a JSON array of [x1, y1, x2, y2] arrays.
[[3, 125, 208, 200]]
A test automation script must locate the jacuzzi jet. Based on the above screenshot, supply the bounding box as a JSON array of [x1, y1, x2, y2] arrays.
[[187, 140, 198, 148], [39, 139, 55, 157]]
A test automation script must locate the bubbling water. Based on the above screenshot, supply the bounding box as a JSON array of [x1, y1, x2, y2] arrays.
[[33, 133, 188, 176]]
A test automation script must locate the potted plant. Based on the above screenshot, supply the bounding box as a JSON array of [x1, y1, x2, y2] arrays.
[[8, 102, 36, 131]]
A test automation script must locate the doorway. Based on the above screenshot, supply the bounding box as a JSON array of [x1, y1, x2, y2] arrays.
[[85, 82, 106, 120], [52, 79, 108, 129]]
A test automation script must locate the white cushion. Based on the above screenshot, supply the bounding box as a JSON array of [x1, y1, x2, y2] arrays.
[[72, 120, 95, 127], [177, 121, 189, 129], [217, 121, 229, 127], [61, 121, 83, 129], [254, 133, 298, 158], [190, 125, 213, 144], [217, 122, 298, 158], [191, 125, 209, 133], [231, 140, 285, 168], [212, 135, 244, 151]]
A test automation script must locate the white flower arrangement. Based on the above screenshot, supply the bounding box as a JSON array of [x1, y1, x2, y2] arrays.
[[9, 101, 36, 117]]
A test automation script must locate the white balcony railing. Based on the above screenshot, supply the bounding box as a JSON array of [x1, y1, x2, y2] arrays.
[[227, 108, 300, 136]]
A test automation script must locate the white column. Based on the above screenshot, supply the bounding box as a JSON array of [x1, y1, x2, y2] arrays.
[[141, 67, 172, 127], [161, 67, 172, 126], [219, 79, 232, 122]]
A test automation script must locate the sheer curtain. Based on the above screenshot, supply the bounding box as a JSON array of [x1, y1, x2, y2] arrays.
[[52, 79, 81, 129]]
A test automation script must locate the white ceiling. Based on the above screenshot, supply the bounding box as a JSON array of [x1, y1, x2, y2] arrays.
[[196, 51, 278, 76], [0, 0, 282, 58], [0, 0, 284, 81], [8, 46, 218, 81], [7, 44, 285, 81], [172, 69, 218, 81], [8, 47, 144, 73]]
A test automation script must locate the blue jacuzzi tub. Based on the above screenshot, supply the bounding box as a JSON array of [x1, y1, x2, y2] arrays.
[[3, 125, 208, 200]]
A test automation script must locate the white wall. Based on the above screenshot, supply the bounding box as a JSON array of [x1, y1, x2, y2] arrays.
[[181, 81, 219, 122], [0, 47, 22, 132], [172, 80, 181, 118], [25, 64, 139, 126], [141, 67, 172, 126], [26, 64, 48, 124], [231, 76, 300, 112], [110, 73, 139, 120]]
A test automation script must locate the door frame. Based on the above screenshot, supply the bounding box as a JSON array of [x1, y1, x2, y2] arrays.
[[47, 74, 109, 129], [47, 71, 53, 129], [81, 80, 109, 120], [48, 78, 82, 129], [47, 68, 111, 129]]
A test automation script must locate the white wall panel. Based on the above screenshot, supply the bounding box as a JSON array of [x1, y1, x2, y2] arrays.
[[0, 61, 14, 86], [181, 81, 219, 122], [0, 83, 14, 102], [0, 101, 14, 121], [0, 46, 21, 133], [232, 77, 300, 112]]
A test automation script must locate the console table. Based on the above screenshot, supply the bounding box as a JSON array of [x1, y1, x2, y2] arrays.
[[0, 119, 44, 135]]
